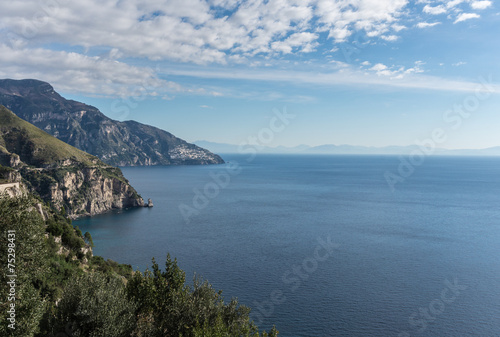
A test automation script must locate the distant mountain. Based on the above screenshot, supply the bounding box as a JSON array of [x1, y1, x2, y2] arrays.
[[194, 141, 243, 154], [195, 140, 500, 156], [440, 147, 500, 156], [306, 144, 500, 156], [305, 144, 423, 155], [0, 106, 144, 218], [194, 140, 311, 154], [0, 79, 224, 166]]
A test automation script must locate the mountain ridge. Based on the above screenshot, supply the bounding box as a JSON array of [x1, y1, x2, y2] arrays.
[[194, 140, 500, 156], [0, 79, 224, 166]]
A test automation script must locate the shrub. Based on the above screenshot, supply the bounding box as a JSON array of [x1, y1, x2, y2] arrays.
[[126, 254, 278, 337], [52, 272, 136, 337], [46, 219, 63, 237]]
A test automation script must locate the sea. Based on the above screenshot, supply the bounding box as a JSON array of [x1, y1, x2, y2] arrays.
[[75, 154, 500, 337]]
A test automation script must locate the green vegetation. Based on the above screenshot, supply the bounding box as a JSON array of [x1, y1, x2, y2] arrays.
[[0, 193, 278, 337], [83, 231, 94, 247], [127, 255, 278, 337], [51, 272, 137, 337]]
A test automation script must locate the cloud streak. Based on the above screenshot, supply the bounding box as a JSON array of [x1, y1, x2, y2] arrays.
[[0, 44, 210, 98], [162, 65, 500, 94], [416, 22, 442, 28], [454, 12, 481, 23]]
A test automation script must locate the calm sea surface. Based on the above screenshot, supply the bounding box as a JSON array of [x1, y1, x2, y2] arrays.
[[75, 155, 500, 337]]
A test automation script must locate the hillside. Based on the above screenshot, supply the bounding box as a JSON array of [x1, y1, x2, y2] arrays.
[[0, 106, 144, 217], [0, 79, 224, 166]]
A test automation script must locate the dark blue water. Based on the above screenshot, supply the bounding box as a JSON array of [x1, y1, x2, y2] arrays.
[[75, 155, 500, 337]]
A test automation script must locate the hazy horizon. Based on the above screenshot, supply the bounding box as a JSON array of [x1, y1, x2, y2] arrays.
[[194, 139, 500, 151]]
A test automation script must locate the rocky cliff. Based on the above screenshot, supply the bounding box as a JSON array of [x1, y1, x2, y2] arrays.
[[0, 106, 144, 218], [0, 79, 224, 166], [20, 164, 144, 218]]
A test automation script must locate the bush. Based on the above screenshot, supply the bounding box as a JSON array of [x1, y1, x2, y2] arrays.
[[83, 232, 94, 247], [46, 219, 63, 237], [90, 257, 133, 279], [51, 272, 136, 337], [74, 226, 83, 238], [126, 254, 278, 337], [61, 224, 84, 250]]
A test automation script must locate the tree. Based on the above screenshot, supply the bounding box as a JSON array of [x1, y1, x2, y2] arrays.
[[51, 272, 136, 337], [83, 232, 94, 247], [126, 254, 278, 337]]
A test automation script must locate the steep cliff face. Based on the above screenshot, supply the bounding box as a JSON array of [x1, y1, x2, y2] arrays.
[[0, 106, 144, 218], [21, 164, 144, 218], [0, 79, 224, 166]]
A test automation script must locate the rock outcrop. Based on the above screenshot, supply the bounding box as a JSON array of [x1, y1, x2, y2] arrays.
[[0, 182, 25, 197], [45, 166, 143, 216], [0, 79, 224, 166], [21, 164, 144, 218]]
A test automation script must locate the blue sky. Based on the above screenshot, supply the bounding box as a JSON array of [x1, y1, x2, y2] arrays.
[[1, 0, 499, 149]]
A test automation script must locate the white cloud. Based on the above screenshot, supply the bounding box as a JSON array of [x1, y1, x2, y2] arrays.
[[419, 0, 489, 19], [454, 12, 481, 23], [0, 0, 494, 100], [423, 5, 447, 15], [470, 1, 492, 10], [452, 61, 467, 66], [446, 0, 466, 9], [0, 43, 213, 97], [0, 0, 411, 63], [0, 0, 491, 68], [416, 22, 442, 28], [271, 32, 319, 54], [370, 63, 388, 71], [381, 35, 399, 41], [392, 24, 407, 32], [370, 63, 393, 76], [368, 61, 424, 78]]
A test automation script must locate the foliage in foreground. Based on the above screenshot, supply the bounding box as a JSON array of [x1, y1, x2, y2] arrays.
[[0, 194, 278, 337], [0, 195, 47, 337], [51, 272, 136, 337], [126, 255, 278, 337]]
